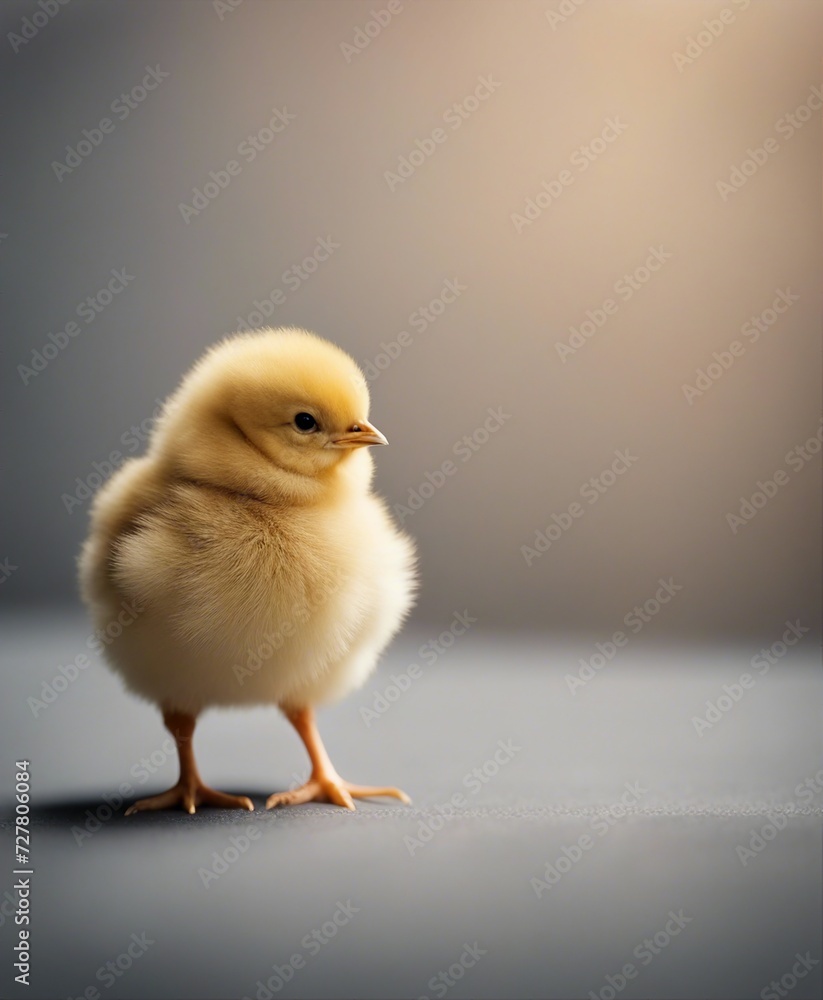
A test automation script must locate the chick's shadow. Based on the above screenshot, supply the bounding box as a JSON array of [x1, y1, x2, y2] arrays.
[[2, 789, 323, 833], [0, 788, 301, 842]]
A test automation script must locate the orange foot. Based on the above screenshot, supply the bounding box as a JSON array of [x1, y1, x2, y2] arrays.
[[125, 781, 254, 816], [266, 774, 411, 811]]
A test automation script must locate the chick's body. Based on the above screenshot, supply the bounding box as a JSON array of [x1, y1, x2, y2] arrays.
[[80, 328, 416, 813], [83, 452, 412, 714]]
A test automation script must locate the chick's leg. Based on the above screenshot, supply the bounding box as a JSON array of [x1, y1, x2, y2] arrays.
[[125, 709, 254, 815], [266, 706, 411, 811]]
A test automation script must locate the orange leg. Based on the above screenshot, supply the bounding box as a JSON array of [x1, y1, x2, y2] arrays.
[[125, 709, 253, 815], [266, 706, 411, 811]]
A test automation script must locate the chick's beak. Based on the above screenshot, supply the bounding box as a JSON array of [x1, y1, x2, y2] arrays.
[[327, 420, 388, 449]]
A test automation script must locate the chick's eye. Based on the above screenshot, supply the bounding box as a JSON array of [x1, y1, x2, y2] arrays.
[[294, 412, 318, 433]]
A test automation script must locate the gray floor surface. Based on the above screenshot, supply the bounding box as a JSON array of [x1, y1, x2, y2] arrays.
[[1, 611, 821, 999]]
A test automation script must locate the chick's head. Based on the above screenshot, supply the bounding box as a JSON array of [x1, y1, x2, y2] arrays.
[[228, 329, 385, 477], [158, 328, 386, 497]]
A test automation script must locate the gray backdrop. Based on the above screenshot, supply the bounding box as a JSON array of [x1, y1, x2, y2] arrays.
[[2, 0, 821, 640], [2, 5, 822, 1000]]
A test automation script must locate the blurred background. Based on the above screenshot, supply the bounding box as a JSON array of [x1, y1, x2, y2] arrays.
[[2, 0, 820, 642], [2, 4, 822, 1000]]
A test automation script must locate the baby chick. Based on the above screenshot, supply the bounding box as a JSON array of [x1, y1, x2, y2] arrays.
[[80, 328, 416, 814]]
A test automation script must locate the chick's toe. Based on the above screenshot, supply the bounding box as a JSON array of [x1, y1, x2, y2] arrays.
[[125, 783, 254, 816], [266, 778, 410, 812]]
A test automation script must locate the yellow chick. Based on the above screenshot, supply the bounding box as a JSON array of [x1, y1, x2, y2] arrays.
[[79, 328, 416, 814]]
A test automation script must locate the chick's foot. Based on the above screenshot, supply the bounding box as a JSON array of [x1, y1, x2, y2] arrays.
[[266, 774, 410, 811], [126, 782, 254, 816], [125, 708, 253, 815], [271, 704, 412, 811]]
